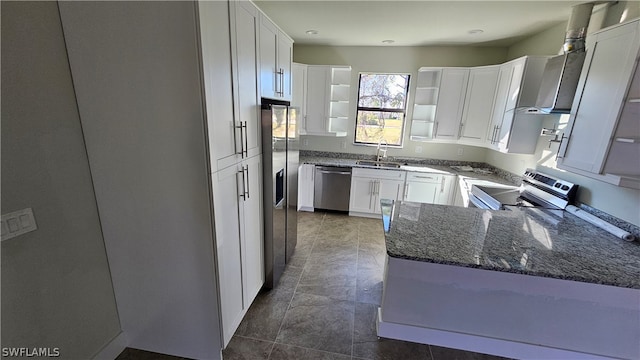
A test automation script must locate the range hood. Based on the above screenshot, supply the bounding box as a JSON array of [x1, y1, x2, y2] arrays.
[[535, 3, 594, 113]]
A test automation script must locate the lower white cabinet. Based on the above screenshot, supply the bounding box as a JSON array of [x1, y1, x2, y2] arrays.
[[298, 164, 315, 211], [211, 155, 263, 346], [349, 168, 405, 217], [403, 172, 455, 205]]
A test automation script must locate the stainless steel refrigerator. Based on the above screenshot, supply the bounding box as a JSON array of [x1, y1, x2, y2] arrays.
[[261, 98, 298, 289]]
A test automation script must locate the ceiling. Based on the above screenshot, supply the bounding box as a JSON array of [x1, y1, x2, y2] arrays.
[[253, 1, 586, 47]]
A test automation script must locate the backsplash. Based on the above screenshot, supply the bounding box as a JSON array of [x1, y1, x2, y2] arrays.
[[300, 150, 639, 242]]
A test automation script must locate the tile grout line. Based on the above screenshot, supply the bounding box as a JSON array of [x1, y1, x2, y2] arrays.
[[267, 212, 327, 359], [351, 220, 362, 360]]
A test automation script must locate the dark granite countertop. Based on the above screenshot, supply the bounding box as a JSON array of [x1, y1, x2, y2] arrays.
[[380, 200, 640, 289]]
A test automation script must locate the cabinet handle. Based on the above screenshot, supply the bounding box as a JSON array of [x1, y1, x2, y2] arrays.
[[433, 121, 439, 137], [413, 175, 435, 179], [245, 165, 250, 199], [242, 121, 248, 157], [376, 180, 380, 196], [440, 177, 445, 192], [238, 167, 246, 201], [280, 68, 285, 97], [555, 135, 569, 160], [404, 183, 409, 199], [235, 122, 244, 156], [458, 123, 464, 138]]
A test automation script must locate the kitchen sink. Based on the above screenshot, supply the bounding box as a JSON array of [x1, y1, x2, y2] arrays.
[[355, 160, 403, 168]]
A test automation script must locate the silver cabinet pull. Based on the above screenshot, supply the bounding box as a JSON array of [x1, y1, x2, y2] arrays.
[[555, 135, 569, 160], [235, 122, 244, 156], [245, 165, 250, 199], [242, 121, 248, 157], [433, 121, 439, 138], [440, 177, 445, 192], [238, 167, 246, 200], [458, 123, 464, 138], [280, 68, 285, 97], [404, 183, 409, 199]]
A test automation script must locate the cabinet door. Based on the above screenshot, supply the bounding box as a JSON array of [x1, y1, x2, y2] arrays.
[[434, 68, 469, 140], [375, 179, 404, 213], [305, 66, 330, 134], [504, 59, 525, 111], [487, 63, 514, 148], [199, 1, 239, 172], [559, 20, 640, 174], [212, 164, 245, 346], [434, 175, 455, 205], [278, 30, 293, 101], [240, 155, 264, 308], [403, 181, 438, 203], [460, 66, 499, 142], [259, 15, 278, 99], [231, 1, 261, 159], [292, 63, 307, 133], [297, 164, 314, 211], [349, 176, 375, 214]]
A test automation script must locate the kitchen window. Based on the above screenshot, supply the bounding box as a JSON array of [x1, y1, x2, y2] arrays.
[[354, 73, 410, 146]]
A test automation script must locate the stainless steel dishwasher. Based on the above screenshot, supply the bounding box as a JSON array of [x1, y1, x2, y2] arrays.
[[314, 166, 352, 212]]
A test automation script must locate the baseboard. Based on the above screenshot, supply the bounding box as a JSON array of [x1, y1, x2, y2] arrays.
[[92, 331, 127, 360]]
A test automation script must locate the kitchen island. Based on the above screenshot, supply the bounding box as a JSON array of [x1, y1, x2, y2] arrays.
[[377, 200, 640, 360]]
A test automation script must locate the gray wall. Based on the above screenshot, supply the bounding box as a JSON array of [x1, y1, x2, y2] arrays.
[[1, 2, 121, 358], [293, 45, 508, 161], [57, 2, 222, 358]]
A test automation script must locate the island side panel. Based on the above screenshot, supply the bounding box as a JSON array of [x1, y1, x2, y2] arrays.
[[379, 255, 640, 360]]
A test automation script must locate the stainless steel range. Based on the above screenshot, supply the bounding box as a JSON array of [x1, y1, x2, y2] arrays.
[[469, 168, 578, 210]]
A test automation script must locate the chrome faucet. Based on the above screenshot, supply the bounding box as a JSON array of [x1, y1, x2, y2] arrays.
[[376, 139, 388, 162]]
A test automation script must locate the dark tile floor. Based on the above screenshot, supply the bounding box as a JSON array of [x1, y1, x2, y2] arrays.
[[224, 211, 510, 360]]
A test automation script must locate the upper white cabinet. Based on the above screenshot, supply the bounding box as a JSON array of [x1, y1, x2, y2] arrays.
[[459, 66, 500, 143], [433, 68, 469, 140], [410, 68, 441, 141], [301, 65, 351, 136], [259, 13, 292, 101], [486, 56, 548, 154], [292, 62, 307, 131], [558, 19, 640, 189]]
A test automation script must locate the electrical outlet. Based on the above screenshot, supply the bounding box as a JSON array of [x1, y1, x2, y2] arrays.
[[1, 208, 37, 241], [341, 141, 347, 149], [457, 148, 464, 156], [415, 146, 423, 153], [303, 138, 309, 147]]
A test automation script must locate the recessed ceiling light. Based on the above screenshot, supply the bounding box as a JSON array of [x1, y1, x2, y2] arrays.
[[468, 29, 484, 35], [305, 30, 319, 35], [382, 39, 395, 44]]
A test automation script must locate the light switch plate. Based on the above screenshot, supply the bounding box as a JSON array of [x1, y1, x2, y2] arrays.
[[1, 208, 37, 241]]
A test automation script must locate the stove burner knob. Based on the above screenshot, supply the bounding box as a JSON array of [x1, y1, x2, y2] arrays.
[[554, 183, 561, 188], [561, 185, 570, 190]]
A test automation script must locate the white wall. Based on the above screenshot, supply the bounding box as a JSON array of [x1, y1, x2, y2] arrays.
[[294, 45, 508, 161], [1, 2, 121, 358], [487, 7, 640, 226], [58, 2, 222, 359]]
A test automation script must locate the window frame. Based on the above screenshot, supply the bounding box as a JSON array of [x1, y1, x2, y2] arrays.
[[353, 72, 411, 147]]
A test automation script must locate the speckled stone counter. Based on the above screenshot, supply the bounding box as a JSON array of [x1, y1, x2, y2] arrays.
[[380, 200, 640, 289]]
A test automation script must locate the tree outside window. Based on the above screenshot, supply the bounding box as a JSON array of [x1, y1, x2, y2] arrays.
[[355, 73, 410, 146]]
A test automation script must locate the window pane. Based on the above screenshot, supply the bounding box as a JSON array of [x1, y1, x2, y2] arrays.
[[358, 74, 409, 109], [355, 110, 404, 146]]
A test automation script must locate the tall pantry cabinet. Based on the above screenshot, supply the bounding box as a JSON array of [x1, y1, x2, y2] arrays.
[[58, 0, 275, 358]]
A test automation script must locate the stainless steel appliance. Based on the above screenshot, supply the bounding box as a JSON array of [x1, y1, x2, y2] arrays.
[[469, 168, 578, 211], [314, 166, 352, 212], [261, 98, 298, 289]]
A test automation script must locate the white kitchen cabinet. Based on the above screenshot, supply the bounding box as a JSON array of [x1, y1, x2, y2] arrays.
[[486, 56, 548, 154], [558, 19, 640, 189], [292, 62, 307, 133], [459, 66, 499, 144], [403, 172, 455, 205], [433, 68, 469, 140], [212, 155, 263, 346], [349, 168, 405, 218], [297, 163, 315, 211], [259, 13, 292, 101], [230, 0, 261, 161], [410, 68, 441, 141], [303, 65, 351, 136]]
